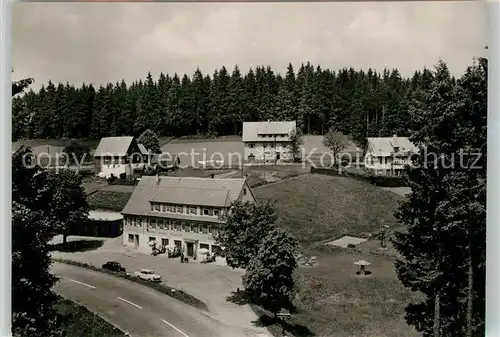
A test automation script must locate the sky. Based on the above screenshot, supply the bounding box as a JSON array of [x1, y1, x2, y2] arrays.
[[12, 1, 487, 91]]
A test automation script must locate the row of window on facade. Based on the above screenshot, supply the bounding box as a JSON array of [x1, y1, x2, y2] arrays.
[[128, 234, 220, 253], [248, 142, 287, 149], [125, 217, 219, 235], [102, 155, 146, 165], [366, 156, 410, 165], [257, 133, 288, 138], [150, 202, 222, 217]]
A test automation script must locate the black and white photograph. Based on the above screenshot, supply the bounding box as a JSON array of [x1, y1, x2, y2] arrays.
[[10, 2, 487, 337]]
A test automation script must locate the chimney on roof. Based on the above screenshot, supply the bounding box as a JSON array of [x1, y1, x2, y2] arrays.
[[156, 174, 160, 185]]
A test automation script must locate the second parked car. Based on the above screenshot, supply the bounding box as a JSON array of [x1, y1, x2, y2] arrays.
[[134, 269, 161, 282]]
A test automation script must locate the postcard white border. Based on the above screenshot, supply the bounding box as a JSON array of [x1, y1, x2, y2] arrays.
[[487, 1, 499, 336], [0, 2, 497, 337], [0, 2, 12, 337]]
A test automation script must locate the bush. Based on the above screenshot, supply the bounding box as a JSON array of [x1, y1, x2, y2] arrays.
[[311, 167, 408, 187], [119, 172, 127, 180], [52, 258, 208, 311], [107, 174, 117, 185]]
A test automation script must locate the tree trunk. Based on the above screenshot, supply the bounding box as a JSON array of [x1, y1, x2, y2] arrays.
[[465, 246, 473, 337], [63, 234, 68, 245], [465, 173, 474, 337], [433, 290, 441, 337], [433, 245, 442, 337]]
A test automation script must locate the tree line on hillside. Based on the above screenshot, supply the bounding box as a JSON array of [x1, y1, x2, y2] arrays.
[[13, 62, 438, 147]]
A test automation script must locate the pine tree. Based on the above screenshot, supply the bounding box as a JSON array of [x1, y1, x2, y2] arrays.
[[392, 60, 486, 337]]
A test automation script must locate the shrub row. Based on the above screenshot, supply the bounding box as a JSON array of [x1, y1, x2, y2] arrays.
[[53, 258, 208, 312], [311, 167, 408, 187]]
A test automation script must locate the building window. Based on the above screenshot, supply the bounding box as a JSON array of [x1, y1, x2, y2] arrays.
[[210, 226, 219, 236], [128, 234, 134, 243], [379, 157, 383, 165], [214, 209, 220, 217], [154, 203, 160, 212], [162, 204, 167, 212], [176, 205, 183, 213], [135, 218, 141, 227], [127, 217, 131, 226], [201, 224, 208, 234], [203, 208, 213, 216], [249, 144, 255, 148], [158, 219, 164, 229], [174, 240, 182, 248], [243, 188, 247, 196], [166, 204, 173, 212], [161, 238, 169, 247], [192, 224, 199, 233], [189, 206, 197, 215], [150, 203, 154, 211], [200, 243, 209, 250], [174, 221, 182, 231], [149, 236, 156, 243], [149, 218, 157, 228], [182, 223, 190, 232]]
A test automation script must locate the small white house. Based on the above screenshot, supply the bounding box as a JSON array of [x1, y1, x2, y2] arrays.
[[94, 136, 146, 179], [242, 121, 297, 163], [364, 135, 418, 176]]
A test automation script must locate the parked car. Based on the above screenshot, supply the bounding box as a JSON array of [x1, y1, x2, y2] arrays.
[[134, 269, 161, 282], [102, 261, 126, 273]]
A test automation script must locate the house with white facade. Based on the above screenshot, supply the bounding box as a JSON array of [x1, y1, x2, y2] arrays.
[[242, 121, 297, 163], [93, 136, 147, 178], [121, 175, 256, 259], [364, 135, 418, 176]]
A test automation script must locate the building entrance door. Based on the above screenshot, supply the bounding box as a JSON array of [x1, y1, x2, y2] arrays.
[[186, 242, 195, 257]]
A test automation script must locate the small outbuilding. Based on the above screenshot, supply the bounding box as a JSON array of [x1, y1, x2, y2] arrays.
[[70, 211, 123, 238]]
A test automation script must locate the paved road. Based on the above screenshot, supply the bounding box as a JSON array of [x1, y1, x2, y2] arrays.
[[52, 263, 264, 337]]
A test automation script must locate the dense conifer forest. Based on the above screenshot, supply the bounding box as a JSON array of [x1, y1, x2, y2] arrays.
[[13, 62, 438, 146]]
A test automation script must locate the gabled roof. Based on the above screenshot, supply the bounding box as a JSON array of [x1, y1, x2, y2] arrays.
[[137, 143, 149, 155], [242, 121, 296, 142], [121, 176, 249, 217], [366, 136, 418, 156], [94, 136, 134, 157]]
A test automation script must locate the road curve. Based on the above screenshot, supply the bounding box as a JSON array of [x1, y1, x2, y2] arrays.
[[51, 263, 261, 337]]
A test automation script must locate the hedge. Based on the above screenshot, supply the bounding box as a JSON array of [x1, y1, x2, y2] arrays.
[[311, 167, 408, 187], [53, 258, 209, 312]]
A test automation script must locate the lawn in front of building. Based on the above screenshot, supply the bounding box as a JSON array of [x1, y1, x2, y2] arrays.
[[254, 173, 402, 247], [252, 173, 419, 337], [88, 191, 133, 212]]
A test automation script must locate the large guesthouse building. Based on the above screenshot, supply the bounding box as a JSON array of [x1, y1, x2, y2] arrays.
[[121, 175, 256, 259]]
